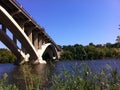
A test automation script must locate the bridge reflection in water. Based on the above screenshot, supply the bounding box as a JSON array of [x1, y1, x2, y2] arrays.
[[0, 0, 61, 64], [5, 64, 54, 90]]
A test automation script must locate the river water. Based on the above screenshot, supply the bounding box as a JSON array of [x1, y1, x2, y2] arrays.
[[0, 59, 120, 89]]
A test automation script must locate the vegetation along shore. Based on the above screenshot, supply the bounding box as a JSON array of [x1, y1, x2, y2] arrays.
[[0, 42, 120, 63]]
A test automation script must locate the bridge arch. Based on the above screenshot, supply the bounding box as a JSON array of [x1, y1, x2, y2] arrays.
[[0, 30, 22, 60], [37, 43, 58, 63], [0, 5, 38, 61], [0, 0, 61, 64], [0, 30, 29, 64], [42, 44, 58, 61]]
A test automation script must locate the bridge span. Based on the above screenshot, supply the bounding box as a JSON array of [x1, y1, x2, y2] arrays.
[[0, 0, 61, 64]]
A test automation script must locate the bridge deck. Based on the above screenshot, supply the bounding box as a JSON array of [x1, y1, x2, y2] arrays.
[[0, 0, 61, 51]]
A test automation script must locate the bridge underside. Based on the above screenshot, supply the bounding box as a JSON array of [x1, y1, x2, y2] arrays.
[[43, 45, 58, 61], [0, 0, 61, 64], [0, 30, 23, 63]]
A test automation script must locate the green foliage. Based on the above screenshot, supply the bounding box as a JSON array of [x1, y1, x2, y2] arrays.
[[0, 66, 42, 90], [1, 64, 120, 90], [0, 48, 17, 63], [60, 51, 73, 60], [51, 64, 120, 90], [116, 36, 120, 43], [13, 65, 42, 90], [0, 73, 18, 90], [60, 43, 120, 60]]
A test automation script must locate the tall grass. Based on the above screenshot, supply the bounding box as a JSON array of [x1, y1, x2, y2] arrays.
[[51, 64, 120, 90], [0, 73, 18, 90], [0, 63, 120, 90], [13, 65, 43, 90]]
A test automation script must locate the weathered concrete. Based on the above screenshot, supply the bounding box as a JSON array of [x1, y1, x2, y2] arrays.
[[0, 5, 38, 61], [0, 0, 61, 64]]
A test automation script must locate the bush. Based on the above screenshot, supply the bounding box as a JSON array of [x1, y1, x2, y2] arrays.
[[51, 64, 120, 90], [0, 48, 17, 63], [0, 73, 18, 90]]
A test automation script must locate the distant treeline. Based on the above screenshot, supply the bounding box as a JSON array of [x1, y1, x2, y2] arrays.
[[1, 42, 120, 63], [60, 42, 120, 60], [0, 48, 17, 63]]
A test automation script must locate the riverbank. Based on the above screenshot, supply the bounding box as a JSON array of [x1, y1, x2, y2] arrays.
[[1, 42, 120, 63], [0, 59, 120, 90]]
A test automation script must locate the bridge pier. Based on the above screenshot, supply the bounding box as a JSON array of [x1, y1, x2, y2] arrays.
[[0, 1, 61, 65], [19, 23, 27, 54], [38, 34, 43, 49], [13, 35, 17, 45], [33, 31, 39, 50], [25, 29, 32, 42], [2, 24, 6, 33]]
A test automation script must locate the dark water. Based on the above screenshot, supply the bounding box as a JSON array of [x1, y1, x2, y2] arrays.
[[1, 59, 120, 77], [0, 59, 120, 89]]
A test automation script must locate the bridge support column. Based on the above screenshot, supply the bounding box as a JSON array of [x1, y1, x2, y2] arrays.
[[33, 31, 39, 50], [2, 25, 6, 33], [13, 35, 17, 44], [19, 22, 27, 54], [0, 4, 61, 65], [34, 52, 47, 64], [26, 29, 32, 42], [38, 35, 43, 49]]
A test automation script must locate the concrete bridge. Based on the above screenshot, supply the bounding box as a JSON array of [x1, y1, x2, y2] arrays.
[[0, 0, 61, 64]]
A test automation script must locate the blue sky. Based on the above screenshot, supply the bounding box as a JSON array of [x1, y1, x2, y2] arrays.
[[0, 0, 120, 48]]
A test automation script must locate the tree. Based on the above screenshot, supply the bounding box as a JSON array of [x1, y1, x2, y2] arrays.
[[60, 50, 73, 60], [89, 42, 95, 46], [116, 36, 120, 43], [105, 43, 112, 48], [0, 49, 17, 63]]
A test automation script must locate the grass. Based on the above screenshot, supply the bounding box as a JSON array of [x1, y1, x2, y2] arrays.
[[0, 73, 18, 90], [50, 64, 120, 90], [0, 63, 120, 90], [13, 65, 43, 90]]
